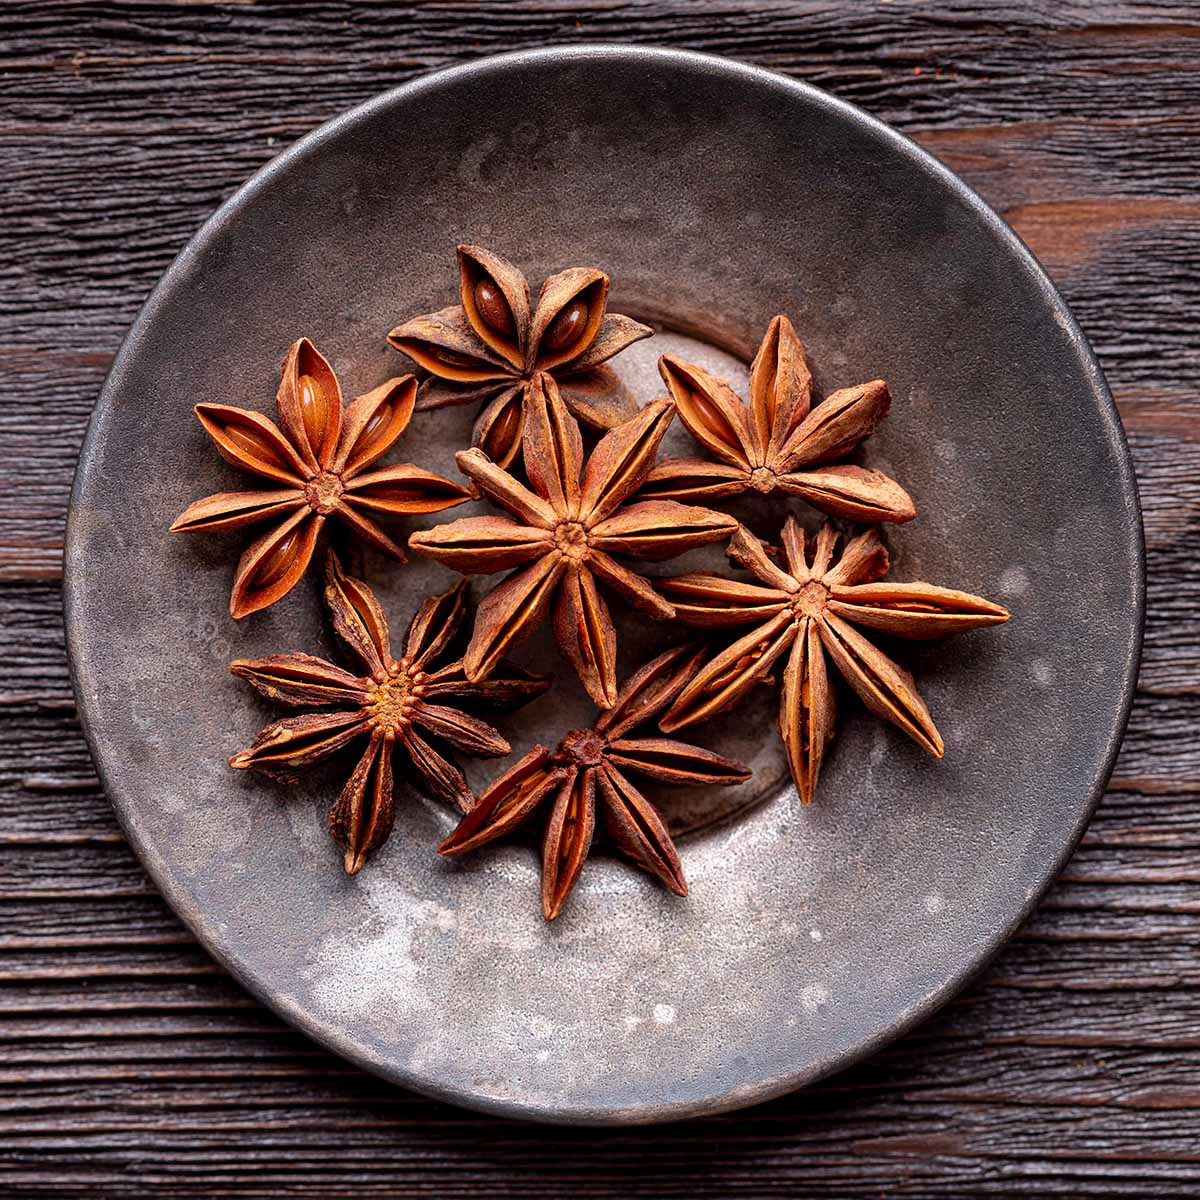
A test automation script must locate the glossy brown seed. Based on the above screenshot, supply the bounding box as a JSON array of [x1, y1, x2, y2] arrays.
[[474, 279, 516, 336], [543, 298, 589, 350], [298, 374, 330, 458], [480, 400, 523, 462], [437, 348, 477, 368], [353, 407, 389, 460], [760, 365, 779, 418], [226, 421, 290, 465], [683, 380, 740, 453], [252, 527, 301, 590]]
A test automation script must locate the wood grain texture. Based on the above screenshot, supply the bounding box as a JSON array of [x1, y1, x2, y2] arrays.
[[2, 1, 1199, 1195]]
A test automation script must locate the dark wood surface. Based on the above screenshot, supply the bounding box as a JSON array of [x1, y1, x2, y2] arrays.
[[3, 2, 1198, 1195]]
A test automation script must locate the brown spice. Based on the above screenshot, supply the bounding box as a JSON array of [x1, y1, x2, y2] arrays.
[[407, 374, 738, 707], [387, 244, 653, 467], [171, 338, 471, 617], [658, 519, 1009, 804], [439, 644, 751, 920], [228, 553, 551, 874], [637, 316, 917, 524]]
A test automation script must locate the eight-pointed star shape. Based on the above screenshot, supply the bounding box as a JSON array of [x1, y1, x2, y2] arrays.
[[657, 519, 1009, 804], [229, 553, 551, 874], [408, 374, 738, 707], [387, 243, 652, 467], [440, 643, 751, 920], [171, 338, 471, 617], [637, 315, 916, 525]]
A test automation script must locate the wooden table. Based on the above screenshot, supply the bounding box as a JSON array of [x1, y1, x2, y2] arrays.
[[3, 3, 1196, 1195]]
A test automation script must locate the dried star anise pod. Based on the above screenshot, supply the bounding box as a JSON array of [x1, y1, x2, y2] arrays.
[[386, 244, 653, 468], [171, 338, 472, 617], [440, 643, 751, 920], [637, 315, 916, 524], [657, 519, 1009, 804], [229, 553, 551, 875], [408, 374, 738, 708]]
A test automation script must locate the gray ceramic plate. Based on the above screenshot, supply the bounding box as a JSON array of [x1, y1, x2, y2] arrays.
[[65, 46, 1143, 1125]]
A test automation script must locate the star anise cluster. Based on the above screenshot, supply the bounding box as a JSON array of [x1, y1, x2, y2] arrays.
[[174, 243, 1011, 922]]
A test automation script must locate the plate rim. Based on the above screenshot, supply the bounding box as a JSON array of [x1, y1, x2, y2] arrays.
[[63, 43, 1146, 1125]]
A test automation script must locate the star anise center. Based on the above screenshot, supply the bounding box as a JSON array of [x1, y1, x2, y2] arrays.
[[305, 470, 345, 514], [553, 519, 591, 561], [558, 727, 607, 767], [792, 579, 830, 619], [749, 466, 778, 493], [365, 658, 426, 731], [511, 367, 543, 389]]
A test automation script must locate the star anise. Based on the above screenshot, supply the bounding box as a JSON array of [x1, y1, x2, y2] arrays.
[[657, 519, 1009, 804], [386, 244, 653, 468], [408, 374, 739, 708], [171, 338, 472, 617], [440, 643, 751, 920], [637, 315, 917, 524], [229, 553, 551, 875]]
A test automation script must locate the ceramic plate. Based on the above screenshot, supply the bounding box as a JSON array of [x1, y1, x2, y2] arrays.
[[65, 47, 1143, 1124]]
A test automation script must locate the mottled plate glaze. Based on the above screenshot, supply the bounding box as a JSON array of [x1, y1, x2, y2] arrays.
[[64, 47, 1143, 1125]]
